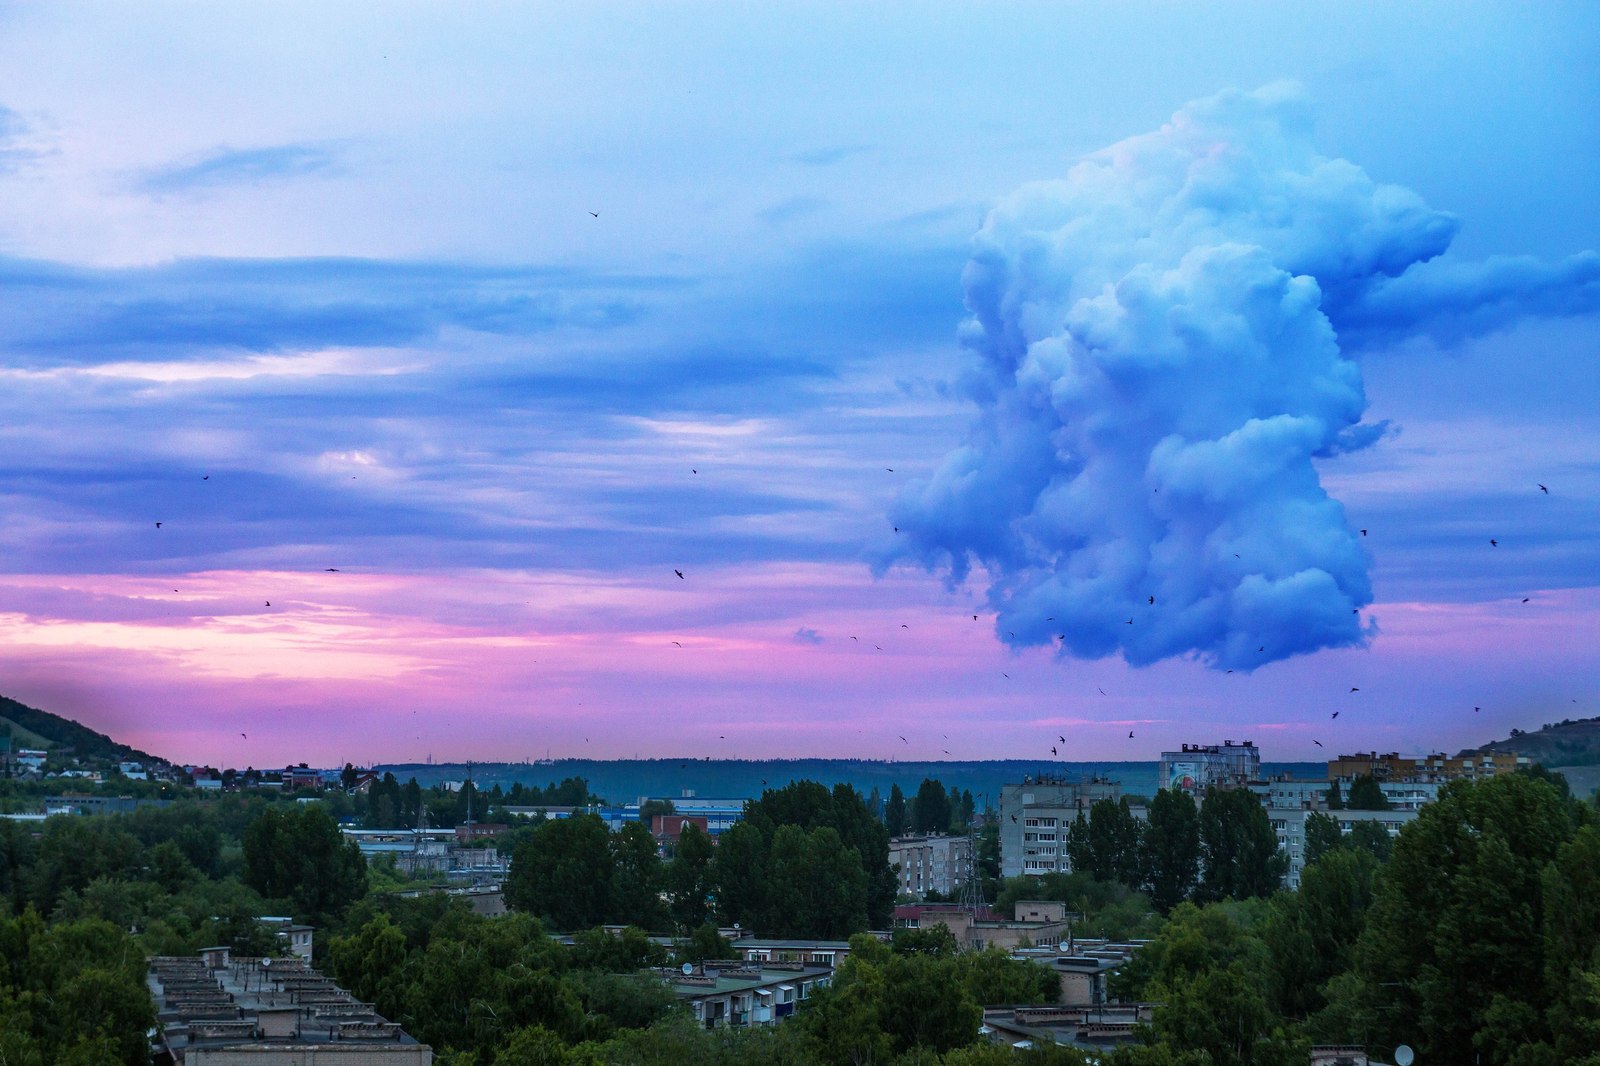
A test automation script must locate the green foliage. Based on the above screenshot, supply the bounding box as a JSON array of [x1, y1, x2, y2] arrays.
[[744, 781, 896, 929], [892, 923, 960, 958], [1328, 773, 1575, 1062], [241, 803, 367, 922], [887, 784, 908, 838], [1344, 774, 1390, 811], [569, 926, 668, 972], [0, 911, 153, 1065], [638, 798, 676, 822], [910, 778, 952, 835], [1197, 787, 1287, 902], [667, 821, 715, 930], [506, 813, 617, 929], [993, 871, 1162, 940], [675, 921, 734, 964], [1145, 789, 1200, 913], [610, 821, 668, 929], [1302, 811, 1343, 866], [1261, 847, 1378, 1019], [1065, 797, 1146, 887]]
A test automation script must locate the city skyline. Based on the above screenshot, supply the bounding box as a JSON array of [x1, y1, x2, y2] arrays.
[[0, 4, 1596, 767]]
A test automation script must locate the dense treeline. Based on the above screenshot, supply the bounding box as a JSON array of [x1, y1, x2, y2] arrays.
[[2, 767, 1597, 1064], [505, 780, 895, 938]]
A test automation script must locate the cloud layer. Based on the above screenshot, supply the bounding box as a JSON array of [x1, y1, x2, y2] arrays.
[[888, 83, 1593, 671]]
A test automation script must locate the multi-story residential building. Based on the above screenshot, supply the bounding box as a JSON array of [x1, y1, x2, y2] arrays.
[[888, 833, 972, 899], [998, 776, 1121, 878], [1329, 750, 1530, 784], [1270, 807, 1418, 888], [1158, 741, 1261, 798]]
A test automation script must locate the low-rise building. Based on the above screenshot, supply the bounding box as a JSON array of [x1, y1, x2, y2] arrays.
[[149, 951, 432, 1064], [893, 903, 1071, 953], [731, 938, 855, 969], [980, 1003, 1155, 1052], [657, 960, 831, 1030]]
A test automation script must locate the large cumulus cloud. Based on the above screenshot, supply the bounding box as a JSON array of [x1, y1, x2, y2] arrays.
[[888, 83, 1595, 670]]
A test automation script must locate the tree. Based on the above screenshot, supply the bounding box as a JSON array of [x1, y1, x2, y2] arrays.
[[638, 798, 675, 823], [241, 804, 367, 921], [1145, 789, 1200, 912], [609, 822, 667, 930], [1302, 812, 1343, 866], [505, 813, 615, 930], [666, 821, 714, 931], [885, 784, 908, 838], [1325, 780, 1344, 810], [1345, 820, 1393, 862], [1197, 788, 1286, 902], [910, 779, 951, 835], [1261, 847, 1378, 1019], [709, 820, 766, 929], [1332, 773, 1574, 1062], [1345, 774, 1390, 811]]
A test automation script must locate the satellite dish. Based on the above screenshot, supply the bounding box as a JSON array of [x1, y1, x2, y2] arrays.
[[1394, 1045, 1414, 1066], [681, 962, 694, 975], [261, 958, 271, 968]]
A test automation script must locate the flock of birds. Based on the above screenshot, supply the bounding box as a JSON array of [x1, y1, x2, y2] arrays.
[[153, 368, 1562, 765], [653, 469, 1558, 763]]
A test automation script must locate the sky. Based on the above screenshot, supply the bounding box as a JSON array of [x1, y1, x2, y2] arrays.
[[0, 2, 1596, 769]]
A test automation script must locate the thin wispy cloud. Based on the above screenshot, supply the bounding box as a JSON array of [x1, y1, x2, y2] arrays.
[[790, 144, 873, 167], [139, 142, 345, 193]]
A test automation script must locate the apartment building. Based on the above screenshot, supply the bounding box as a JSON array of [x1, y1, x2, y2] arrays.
[[998, 776, 1122, 878]]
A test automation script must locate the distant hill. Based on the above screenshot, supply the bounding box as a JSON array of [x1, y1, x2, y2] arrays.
[[1460, 716, 1600, 767], [375, 758, 1328, 806], [0, 693, 163, 765]]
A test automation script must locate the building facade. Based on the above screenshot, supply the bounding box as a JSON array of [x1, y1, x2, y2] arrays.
[[998, 776, 1122, 878], [1158, 741, 1261, 798], [888, 833, 972, 899]]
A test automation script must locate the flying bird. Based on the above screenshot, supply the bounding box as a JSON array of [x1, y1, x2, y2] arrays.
[[1148, 595, 1155, 605], [1010, 815, 1017, 823], [1098, 687, 1106, 695], [1522, 598, 1530, 603], [885, 467, 894, 472], [324, 568, 340, 572], [1360, 529, 1367, 537], [672, 641, 682, 647], [899, 736, 908, 743], [1539, 484, 1548, 494], [1474, 706, 1481, 712], [240, 732, 247, 739], [1051, 746, 1057, 756], [588, 211, 599, 217], [264, 601, 271, 607], [202, 475, 209, 480], [1128, 731, 1134, 738], [674, 569, 684, 579], [1331, 711, 1340, 719], [1350, 687, 1359, 692], [901, 624, 908, 628], [1058, 736, 1065, 743], [1490, 539, 1498, 547], [155, 522, 162, 528], [1312, 740, 1323, 747]]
